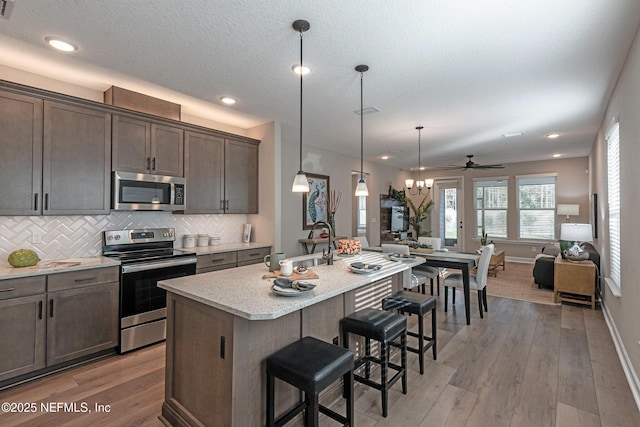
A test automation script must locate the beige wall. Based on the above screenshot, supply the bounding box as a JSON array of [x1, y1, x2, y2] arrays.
[[590, 25, 640, 401], [405, 157, 591, 259]]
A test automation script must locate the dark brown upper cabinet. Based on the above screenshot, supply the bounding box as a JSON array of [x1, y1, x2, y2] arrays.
[[112, 115, 184, 177]]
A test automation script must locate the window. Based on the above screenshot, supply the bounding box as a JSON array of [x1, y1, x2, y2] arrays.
[[517, 175, 556, 240], [474, 179, 508, 239], [607, 119, 621, 290]]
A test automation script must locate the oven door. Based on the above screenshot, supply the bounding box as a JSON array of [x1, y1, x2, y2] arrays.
[[120, 257, 196, 326]]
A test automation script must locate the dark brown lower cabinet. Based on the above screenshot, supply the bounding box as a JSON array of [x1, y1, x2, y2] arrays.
[[0, 267, 119, 384]]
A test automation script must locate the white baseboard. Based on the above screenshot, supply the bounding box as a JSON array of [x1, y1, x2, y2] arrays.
[[601, 300, 640, 412]]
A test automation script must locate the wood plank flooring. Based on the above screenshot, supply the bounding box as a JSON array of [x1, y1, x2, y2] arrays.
[[1, 293, 638, 426]]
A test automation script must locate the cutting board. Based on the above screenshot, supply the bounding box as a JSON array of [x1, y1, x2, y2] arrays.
[[262, 269, 319, 280]]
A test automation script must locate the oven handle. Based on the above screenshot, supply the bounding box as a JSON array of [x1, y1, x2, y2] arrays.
[[121, 257, 197, 273]]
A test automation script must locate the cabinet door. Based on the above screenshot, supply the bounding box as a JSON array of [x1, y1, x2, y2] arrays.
[[224, 138, 259, 214], [43, 101, 111, 215], [47, 282, 119, 366], [0, 90, 43, 215], [184, 131, 224, 213], [151, 123, 184, 176], [0, 294, 46, 382], [112, 115, 151, 173]]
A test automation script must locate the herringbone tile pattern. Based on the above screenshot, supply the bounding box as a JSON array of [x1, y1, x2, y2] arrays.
[[0, 212, 247, 265]]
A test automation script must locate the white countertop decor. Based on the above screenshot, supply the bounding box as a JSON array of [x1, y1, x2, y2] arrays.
[[158, 252, 424, 320], [185, 242, 272, 255]]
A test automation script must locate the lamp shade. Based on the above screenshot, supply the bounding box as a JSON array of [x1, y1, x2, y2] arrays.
[[557, 204, 579, 216], [560, 223, 592, 242]]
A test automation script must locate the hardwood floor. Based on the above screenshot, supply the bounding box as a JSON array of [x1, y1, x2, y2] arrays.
[[1, 294, 638, 426]]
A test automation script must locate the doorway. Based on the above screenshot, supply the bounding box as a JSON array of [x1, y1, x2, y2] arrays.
[[433, 178, 464, 251]]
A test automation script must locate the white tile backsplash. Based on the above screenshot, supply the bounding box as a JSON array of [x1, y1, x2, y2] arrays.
[[0, 212, 248, 267]]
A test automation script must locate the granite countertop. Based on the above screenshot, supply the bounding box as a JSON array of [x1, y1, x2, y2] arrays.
[[158, 252, 425, 321], [0, 256, 121, 280], [183, 242, 272, 255]]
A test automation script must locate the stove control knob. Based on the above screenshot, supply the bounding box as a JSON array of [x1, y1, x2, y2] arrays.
[[106, 235, 113, 241], [114, 235, 121, 240]]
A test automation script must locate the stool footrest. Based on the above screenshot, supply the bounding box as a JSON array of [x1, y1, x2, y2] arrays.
[[318, 405, 349, 425], [274, 401, 307, 427], [354, 366, 404, 392]]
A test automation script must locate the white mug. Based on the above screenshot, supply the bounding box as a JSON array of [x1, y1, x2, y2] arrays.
[[279, 260, 293, 276]]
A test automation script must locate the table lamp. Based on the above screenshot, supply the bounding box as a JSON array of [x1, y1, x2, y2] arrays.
[[560, 223, 592, 261], [557, 204, 579, 222]]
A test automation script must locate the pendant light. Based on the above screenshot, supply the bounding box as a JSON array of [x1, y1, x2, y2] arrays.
[[405, 126, 433, 195], [354, 64, 369, 197], [291, 19, 311, 193]]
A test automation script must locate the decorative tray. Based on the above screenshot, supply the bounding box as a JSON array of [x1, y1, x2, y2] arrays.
[[386, 253, 417, 262]]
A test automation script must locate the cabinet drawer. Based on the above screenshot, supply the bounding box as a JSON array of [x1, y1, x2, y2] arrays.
[[47, 267, 119, 292], [0, 276, 46, 300], [237, 247, 270, 265], [196, 252, 237, 270]]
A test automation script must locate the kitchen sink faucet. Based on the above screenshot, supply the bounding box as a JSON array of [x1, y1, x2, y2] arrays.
[[310, 221, 334, 265]]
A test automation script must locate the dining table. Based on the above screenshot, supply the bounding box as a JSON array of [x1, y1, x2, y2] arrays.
[[366, 246, 480, 325]]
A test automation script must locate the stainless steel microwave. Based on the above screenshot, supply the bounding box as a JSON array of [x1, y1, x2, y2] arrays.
[[112, 171, 186, 211]]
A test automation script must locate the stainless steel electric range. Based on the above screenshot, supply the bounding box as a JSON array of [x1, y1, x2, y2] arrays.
[[102, 228, 196, 353]]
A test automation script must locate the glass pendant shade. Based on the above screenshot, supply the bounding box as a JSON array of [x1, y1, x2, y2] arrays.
[[405, 179, 414, 189], [355, 179, 369, 196], [292, 171, 310, 192]]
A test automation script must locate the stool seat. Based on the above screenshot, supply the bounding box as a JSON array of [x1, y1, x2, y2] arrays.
[[382, 291, 437, 316], [267, 336, 354, 394], [266, 336, 354, 426], [339, 307, 406, 342], [382, 291, 437, 375]]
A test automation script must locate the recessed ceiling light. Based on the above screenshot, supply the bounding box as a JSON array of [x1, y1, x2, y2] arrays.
[[220, 96, 236, 105], [45, 36, 78, 52], [381, 155, 389, 160], [546, 133, 560, 139], [502, 132, 523, 138], [552, 153, 562, 158], [291, 65, 310, 75]]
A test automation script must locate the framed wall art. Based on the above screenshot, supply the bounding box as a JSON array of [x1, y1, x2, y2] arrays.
[[592, 193, 598, 239], [302, 173, 330, 229]]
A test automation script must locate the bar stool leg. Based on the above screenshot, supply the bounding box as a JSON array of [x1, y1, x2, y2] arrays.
[[365, 338, 371, 379], [306, 392, 319, 427], [401, 331, 408, 394], [344, 370, 354, 425], [266, 373, 275, 427], [380, 341, 388, 417], [418, 313, 425, 374], [432, 306, 438, 360], [444, 286, 449, 312]]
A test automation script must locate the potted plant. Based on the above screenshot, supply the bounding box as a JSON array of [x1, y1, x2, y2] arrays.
[[407, 195, 434, 238]]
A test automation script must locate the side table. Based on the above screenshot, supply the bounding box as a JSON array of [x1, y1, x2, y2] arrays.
[[553, 255, 596, 309], [487, 249, 505, 277]]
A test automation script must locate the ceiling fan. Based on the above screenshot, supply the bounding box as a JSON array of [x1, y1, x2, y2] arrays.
[[444, 155, 505, 170]]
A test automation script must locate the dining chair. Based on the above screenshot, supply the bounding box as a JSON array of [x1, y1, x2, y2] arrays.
[[443, 244, 494, 318], [415, 237, 445, 296], [381, 244, 426, 293], [352, 236, 370, 249]]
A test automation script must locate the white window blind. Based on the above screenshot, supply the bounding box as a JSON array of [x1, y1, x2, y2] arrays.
[[474, 179, 508, 238], [517, 175, 556, 240], [607, 120, 621, 288]]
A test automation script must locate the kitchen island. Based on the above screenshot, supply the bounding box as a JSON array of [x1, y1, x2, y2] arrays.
[[157, 252, 424, 426]]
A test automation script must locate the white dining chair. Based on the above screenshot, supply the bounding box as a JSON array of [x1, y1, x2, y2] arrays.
[[415, 237, 445, 296], [352, 236, 369, 249], [381, 244, 425, 292], [443, 244, 494, 318]]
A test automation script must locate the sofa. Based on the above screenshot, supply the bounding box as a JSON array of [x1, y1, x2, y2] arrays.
[[532, 242, 600, 289]]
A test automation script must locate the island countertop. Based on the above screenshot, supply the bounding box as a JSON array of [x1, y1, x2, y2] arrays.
[[158, 251, 424, 320]]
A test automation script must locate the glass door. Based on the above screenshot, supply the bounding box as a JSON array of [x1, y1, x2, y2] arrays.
[[434, 178, 465, 251]]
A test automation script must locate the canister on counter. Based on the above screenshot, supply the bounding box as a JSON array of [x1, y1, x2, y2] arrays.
[[182, 235, 195, 248], [209, 236, 221, 246], [197, 234, 209, 247]]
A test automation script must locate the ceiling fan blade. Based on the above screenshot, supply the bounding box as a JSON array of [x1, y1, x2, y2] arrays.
[[475, 164, 505, 169]]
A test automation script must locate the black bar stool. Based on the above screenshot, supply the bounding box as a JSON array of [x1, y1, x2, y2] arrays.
[[339, 307, 407, 417], [382, 291, 437, 374], [266, 336, 354, 427]]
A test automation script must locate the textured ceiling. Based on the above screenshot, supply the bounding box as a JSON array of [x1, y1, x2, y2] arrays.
[[1, 0, 639, 171]]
